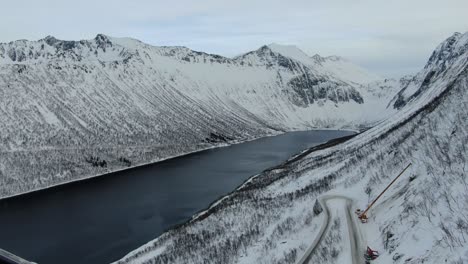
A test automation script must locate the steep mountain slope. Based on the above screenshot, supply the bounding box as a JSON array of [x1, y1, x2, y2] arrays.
[[114, 32, 468, 264], [390, 32, 468, 109], [0, 35, 396, 198]]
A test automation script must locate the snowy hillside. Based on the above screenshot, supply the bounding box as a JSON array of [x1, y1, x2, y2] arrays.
[[114, 32, 468, 264], [0, 34, 396, 198]]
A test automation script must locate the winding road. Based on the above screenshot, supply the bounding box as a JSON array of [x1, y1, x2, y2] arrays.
[[296, 195, 366, 264]]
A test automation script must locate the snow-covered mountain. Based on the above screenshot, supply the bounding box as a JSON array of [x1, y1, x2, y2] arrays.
[[390, 32, 468, 109], [114, 32, 468, 264], [262, 43, 381, 85], [0, 34, 401, 198]]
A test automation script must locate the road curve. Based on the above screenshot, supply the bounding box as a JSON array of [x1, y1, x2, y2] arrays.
[[296, 195, 365, 264], [0, 248, 36, 264]]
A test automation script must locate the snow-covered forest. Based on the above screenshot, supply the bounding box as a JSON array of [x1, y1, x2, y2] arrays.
[[113, 32, 468, 264]]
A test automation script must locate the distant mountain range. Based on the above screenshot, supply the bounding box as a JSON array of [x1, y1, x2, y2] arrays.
[[0, 34, 402, 197]]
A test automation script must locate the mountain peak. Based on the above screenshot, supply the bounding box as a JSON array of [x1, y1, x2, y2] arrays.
[[311, 54, 325, 63], [94, 34, 113, 47], [267, 43, 303, 51], [266, 43, 311, 64], [426, 31, 468, 68], [95, 34, 110, 42], [42, 35, 59, 46], [43, 35, 57, 41]]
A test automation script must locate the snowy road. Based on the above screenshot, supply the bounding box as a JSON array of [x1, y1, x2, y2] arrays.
[[0, 248, 34, 264], [296, 195, 366, 264]]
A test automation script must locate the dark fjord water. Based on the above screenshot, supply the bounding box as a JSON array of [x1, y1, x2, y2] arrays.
[[0, 130, 353, 264]]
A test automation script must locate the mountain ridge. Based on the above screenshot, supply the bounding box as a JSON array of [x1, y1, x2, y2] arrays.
[[0, 33, 399, 198], [0, 34, 347, 63]]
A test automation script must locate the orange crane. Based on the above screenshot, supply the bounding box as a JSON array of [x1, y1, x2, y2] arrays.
[[358, 163, 412, 223]]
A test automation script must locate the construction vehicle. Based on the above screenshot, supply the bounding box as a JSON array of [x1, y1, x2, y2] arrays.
[[364, 246, 379, 261], [358, 163, 412, 223]]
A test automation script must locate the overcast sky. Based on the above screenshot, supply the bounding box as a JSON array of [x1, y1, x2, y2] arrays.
[[1, 0, 467, 77]]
